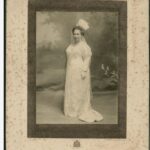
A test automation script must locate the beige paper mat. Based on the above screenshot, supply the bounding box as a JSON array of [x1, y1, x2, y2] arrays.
[[6, 0, 149, 149]]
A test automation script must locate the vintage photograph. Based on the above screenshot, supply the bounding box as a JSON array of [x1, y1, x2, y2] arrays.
[[36, 12, 119, 124], [28, 0, 127, 138], [5, 0, 149, 148]]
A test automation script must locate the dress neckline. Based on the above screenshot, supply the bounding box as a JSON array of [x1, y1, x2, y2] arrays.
[[71, 41, 84, 47]]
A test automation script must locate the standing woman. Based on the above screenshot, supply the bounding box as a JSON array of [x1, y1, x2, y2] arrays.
[[64, 19, 103, 123]]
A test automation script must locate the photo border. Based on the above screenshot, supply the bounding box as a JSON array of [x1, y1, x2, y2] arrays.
[[28, 0, 127, 138]]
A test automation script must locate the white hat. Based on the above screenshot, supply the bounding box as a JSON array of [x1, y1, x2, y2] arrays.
[[76, 19, 89, 31]]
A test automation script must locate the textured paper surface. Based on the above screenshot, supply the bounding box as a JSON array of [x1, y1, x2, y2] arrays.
[[6, 0, 149, 150]]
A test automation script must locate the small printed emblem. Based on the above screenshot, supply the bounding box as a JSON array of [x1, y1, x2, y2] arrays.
[[73, 140, 80, 148]]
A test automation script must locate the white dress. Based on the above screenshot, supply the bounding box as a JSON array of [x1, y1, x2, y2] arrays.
[[64, 41, 103, 123]]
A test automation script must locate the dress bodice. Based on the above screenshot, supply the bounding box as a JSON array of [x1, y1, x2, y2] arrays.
[[66, 43, 82, 66], [66, 41, 92, 67]]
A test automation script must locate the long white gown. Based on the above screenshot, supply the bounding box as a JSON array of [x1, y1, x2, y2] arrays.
[[64, 40, 103, 123]]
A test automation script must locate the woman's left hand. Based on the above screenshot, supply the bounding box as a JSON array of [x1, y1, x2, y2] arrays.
[[81, 71, 87, 79]]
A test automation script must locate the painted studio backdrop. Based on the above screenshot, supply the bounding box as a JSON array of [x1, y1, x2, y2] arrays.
[[36, 12, 119, 124]]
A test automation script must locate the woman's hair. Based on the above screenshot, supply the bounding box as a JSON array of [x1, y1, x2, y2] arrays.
[[72, 26, 85, 36]]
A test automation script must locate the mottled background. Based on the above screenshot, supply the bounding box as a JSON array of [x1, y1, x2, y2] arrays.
[[36, 12, 119, 92]]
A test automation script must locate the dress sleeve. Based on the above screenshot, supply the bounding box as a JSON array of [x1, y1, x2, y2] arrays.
[[66, 45, 71, 58], [82, 43, 92, 72]]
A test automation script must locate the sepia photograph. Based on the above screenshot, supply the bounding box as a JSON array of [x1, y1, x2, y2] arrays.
[[5, 0, 149, 148], [36, 12, 119, 124], [28, 0, 127, 138]]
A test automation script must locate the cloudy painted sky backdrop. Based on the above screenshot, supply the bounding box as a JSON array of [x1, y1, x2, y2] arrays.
[[36, 11, 118, 91]]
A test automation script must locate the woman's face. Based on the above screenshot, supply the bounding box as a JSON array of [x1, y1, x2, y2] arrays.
[[73, 29, 82, 43]]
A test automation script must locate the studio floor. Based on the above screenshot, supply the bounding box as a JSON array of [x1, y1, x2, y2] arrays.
[[36, 90, 118, 124]]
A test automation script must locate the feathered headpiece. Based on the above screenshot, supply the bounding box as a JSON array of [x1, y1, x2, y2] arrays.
[[76, 19, 89, 31]]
